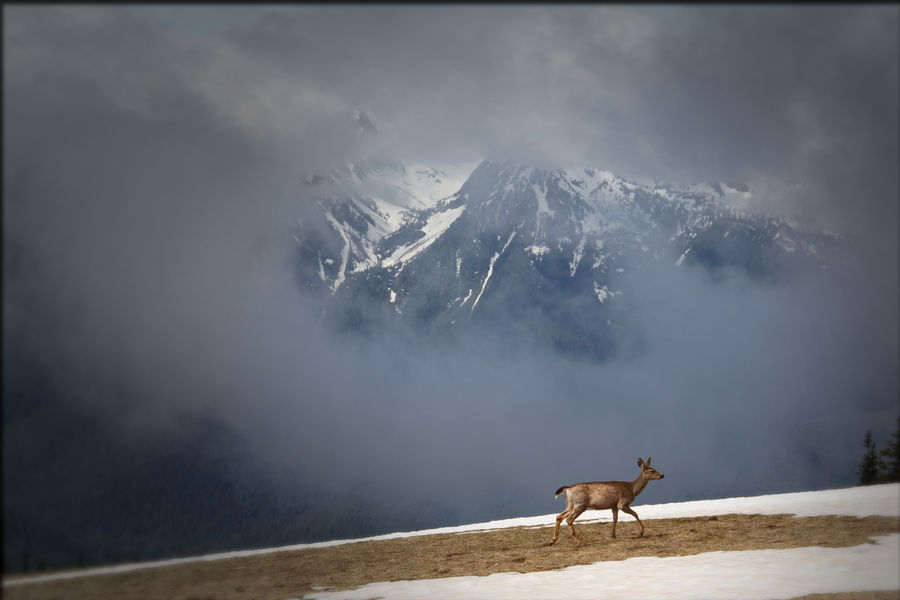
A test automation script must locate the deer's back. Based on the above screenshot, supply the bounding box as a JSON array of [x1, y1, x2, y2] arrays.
[[570, 481, 634, 510]]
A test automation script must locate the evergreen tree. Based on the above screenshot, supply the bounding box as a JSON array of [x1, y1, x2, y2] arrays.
[[878, 418, 900, 483], [858, 430, 880, 485]]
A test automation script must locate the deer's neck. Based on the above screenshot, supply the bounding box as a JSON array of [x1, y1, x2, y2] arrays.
[[630, 474, 650, 498]]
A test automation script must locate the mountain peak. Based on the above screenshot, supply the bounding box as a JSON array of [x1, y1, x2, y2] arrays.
[[294, 157, 839, 356]]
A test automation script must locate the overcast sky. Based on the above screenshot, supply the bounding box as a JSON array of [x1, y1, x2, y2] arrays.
[[4, 5, 899, 523]]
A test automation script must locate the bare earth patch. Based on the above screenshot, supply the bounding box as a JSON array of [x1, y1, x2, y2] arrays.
[[4, 514, 898, 600]]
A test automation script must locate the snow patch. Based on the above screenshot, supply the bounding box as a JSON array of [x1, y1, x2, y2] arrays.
[[593, 282, 620, 303], [323, 211, 351, 293], [383, 205, 466, 269], [307, 535, 900, 600], [525, 244, 550, 257], [471, 230, 517, 311], [317, 253, 327, 282], [532, 181, 555, 233], [569, 237, 585, 277]]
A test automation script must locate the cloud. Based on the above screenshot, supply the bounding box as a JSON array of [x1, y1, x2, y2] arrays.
[[16, 5, 888, 236], [3, 4, 897, 532], [215, 5, 898, 232]]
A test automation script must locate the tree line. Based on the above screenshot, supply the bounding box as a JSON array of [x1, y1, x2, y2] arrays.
[[858, 418, 900, 485]]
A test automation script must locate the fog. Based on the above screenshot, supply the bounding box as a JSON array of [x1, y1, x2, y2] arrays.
[[4, 5, 898, 533]]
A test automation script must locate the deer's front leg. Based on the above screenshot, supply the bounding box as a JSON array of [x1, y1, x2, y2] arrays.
[[621, 506, 644, 536], [610, 507, 618, 538]]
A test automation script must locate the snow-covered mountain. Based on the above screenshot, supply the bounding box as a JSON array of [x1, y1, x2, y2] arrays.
[[294, 157, 475, 293], [294, 159, 838, 357]]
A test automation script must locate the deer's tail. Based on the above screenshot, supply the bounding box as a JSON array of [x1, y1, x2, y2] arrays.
[[554, 485, 569, 498]]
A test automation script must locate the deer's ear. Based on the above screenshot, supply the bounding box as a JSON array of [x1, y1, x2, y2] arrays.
[[646, 457, 652, 467], [637, 458, 645, 468]]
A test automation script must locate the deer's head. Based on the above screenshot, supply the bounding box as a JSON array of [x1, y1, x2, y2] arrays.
[[638, 457, 664, 480]]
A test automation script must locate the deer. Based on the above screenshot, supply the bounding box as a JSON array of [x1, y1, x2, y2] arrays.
[[550, 457, 664, 546]]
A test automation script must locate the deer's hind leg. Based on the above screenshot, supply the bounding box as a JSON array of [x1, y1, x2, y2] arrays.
[[551, 502, 576, 545], [551, 508, 568, 545], [565, 505, 587, 545]]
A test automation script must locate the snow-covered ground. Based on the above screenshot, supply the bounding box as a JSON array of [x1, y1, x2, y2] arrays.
[[4, 483, 898, 598], [305, 535, 899, 600]]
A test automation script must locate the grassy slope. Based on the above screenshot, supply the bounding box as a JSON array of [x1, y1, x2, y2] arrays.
[[3, 513, 899, 600]]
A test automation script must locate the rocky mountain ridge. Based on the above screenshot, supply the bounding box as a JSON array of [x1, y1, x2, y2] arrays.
[[294, 158, 838, 358]]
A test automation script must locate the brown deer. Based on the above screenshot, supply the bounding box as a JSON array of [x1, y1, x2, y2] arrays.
[[550, 457, 664, 546]]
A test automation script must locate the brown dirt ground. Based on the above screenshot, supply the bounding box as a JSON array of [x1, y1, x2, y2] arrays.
[[3, 513, 898, 600]]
